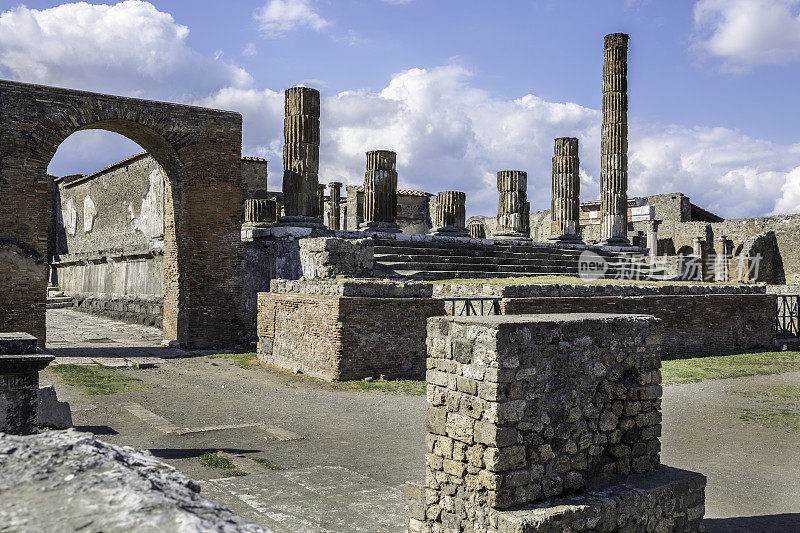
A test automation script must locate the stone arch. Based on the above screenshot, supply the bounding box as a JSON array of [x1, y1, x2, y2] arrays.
[[676, 245, 694, 256], [1, 80, 243, 348]]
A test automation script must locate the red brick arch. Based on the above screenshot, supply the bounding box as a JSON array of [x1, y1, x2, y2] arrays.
[[0, 79, 244, 348]]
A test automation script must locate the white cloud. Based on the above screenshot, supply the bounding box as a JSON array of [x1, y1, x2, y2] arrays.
[[202, 65, 800, 219], [254, 0, 329, 38], [693, 0, 800, 71], [0, 1, 252, 99], [243, 42, 257, 57]]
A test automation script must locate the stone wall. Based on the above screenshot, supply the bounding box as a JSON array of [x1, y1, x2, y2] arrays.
[[343, 186, 433, 233], [406, 313, 705, 532], [257, 280, 444, 380], [501, 294, 775, 357]]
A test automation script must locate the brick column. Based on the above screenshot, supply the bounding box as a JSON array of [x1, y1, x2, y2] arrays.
[[550, 137, 582, 242], [468, 219, 486, 239], [0, 333, 53, 435], [494, 170, 530, 240], [328, 181, 343, 230], [280, 87, 323, 227], [360, 150, 401, 233], [431, 191, 468, 237], [600, 33, 630, 245]]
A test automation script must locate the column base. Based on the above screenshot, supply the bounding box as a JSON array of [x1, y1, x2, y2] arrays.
[[599, 236, 631, 246], [359, 221, 402, 234], [429, 226, 469, 238], [277, 215, 325, 229], [549, 233, 584, 243], [492, 230, 530, 241]]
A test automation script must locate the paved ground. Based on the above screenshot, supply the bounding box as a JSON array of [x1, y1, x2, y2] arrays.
[[43, 310, 800, 532]]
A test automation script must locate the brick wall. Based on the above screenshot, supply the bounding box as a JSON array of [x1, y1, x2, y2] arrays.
[[257, 291, 445, 380], [501, 294, 776, 356], [0, 79, 243, 348]]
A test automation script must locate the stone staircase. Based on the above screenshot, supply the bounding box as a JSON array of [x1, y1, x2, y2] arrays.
[[46, 287, 74, 309], [371, 238, 664, 281]]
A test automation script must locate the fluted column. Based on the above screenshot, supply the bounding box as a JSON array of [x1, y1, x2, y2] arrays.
[[431, 191, 468, 236], [328, 181, 342, 230], [493, 170, 530, 240], [468, 220, 486, 239], [279, 86, 323, 227], [646, 219, 659, 259], [360, 150, 400, 233], [317, 184, 327, 226], [550, 137, 582, 242], [600, 33, 630, 245], [244, 199, 278, 225]]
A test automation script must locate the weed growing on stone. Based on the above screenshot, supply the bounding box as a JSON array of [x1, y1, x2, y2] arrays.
[[661, 351, 800, 384], [252, 457, 281, 470], [332, 379, 426, 395], [48, 364, 143, 396], [198, 453, 248, 477]]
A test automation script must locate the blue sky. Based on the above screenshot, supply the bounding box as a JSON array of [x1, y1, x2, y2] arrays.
[[2, 0, 799, 219]]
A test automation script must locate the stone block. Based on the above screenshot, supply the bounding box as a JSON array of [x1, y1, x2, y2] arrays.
[[37, 385, 72, 429], [0, 333, 38, 355]]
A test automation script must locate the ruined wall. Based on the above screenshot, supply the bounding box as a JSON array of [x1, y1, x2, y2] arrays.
[[344, 186, 433, 233], [501, 294, 775, 357], [257, 281, 445, 380], [241, 157, 268, 200]]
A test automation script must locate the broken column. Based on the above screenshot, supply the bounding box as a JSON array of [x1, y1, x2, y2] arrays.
[[600, 33, 630, 245], [646, 219, 660, 259], [431, 191, 468, 237], [328, 181, 343, 230], [494, 170, 530, 240], [468, 219, 486, 239], [715, 236, 731, 282], [317, 184, 327, 226], [550, 137, 582, 242], [359, 150, 401, 233], [279, 87, 323, 227], [243, 199, 277, 226], [0, 333, 54, 435]]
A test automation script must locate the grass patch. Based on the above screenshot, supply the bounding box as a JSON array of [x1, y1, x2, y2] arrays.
[[198, 453, 248, 477], [252, 457, 281, 470], [49, 364, 143, 396], [735, 385, 800, 431], [427, 275, 743, 286], [332, 379, 426, 395], [740, 408, 800, 431], [207, 352, 264, 370], [661, 351, 800, 385]]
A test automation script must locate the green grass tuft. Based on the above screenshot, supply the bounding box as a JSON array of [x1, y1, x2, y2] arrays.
[[198, 453, 249, 477], [252, 457, 281, 470], [661, 351, 800, 385], [49, 364, 143, 396], [332, 379, 426, 395]]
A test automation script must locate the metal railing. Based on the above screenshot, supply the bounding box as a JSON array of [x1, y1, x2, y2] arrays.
[[776, 295, 799, 339], [442, 298, 501, 317]]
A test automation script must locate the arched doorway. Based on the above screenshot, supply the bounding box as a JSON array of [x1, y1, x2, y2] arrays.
[[0, 79, 244, 348]]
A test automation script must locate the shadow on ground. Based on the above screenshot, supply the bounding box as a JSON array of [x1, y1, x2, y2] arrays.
[[705, 513, 800, 532], [149, 448, 263, 460]]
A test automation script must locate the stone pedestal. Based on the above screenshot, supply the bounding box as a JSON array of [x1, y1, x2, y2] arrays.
[[468, 219, 486, 239], [279, 87, 324, 228], [328, 182, 343, 230], [406, 313, 705, 532], [359, 150, 401, 233], [600, 33, 630, 245], [243, 199, 277, 226], [549, 137, 583, 242], [494, 170, 530, 240], [0, 333, 53, 435], [646, 219, 660, 258], [431, 191, 468, 237]]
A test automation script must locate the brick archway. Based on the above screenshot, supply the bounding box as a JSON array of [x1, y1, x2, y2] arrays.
[[0, 80, 243, 348]]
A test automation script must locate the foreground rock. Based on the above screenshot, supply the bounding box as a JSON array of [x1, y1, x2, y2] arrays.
[[0, 430, 270, 532]]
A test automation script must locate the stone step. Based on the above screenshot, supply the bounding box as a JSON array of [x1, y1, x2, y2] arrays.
[[46, 296, 74, 309], [373, 247, 585, 260]]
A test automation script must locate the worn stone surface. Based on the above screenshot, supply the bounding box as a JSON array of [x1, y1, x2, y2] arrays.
[[298, 237, 375, 278], [0, 79, 244, 348], [0, 430, 269, 532], [600, 33, 630, 245], [0, 333, 38, 355], [361, 151, 401, 233], [37, 385, 72, 429], [0, 354, 54, 435], [550, 138, 582, 242], [495, 171, 530, 239]]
